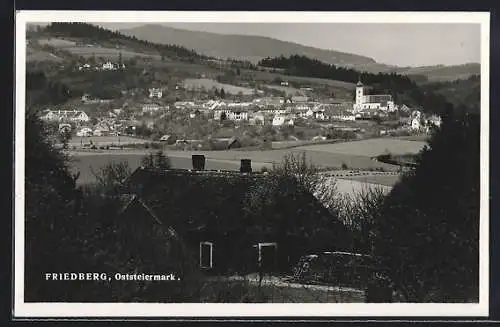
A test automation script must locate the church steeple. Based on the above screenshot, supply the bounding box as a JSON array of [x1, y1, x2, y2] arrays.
[[356, 75, 364, 87]]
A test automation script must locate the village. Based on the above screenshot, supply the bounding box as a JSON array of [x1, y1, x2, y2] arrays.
[[39, 66, 443, 151]]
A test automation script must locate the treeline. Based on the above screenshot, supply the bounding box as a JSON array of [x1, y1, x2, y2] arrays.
[[420, 75, 481, 114], [26, 70, 73, 106], [258, 55, 461, 115], [43, 23, 212, 62]]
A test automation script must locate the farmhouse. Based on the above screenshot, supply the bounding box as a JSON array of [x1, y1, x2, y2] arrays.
[[101, 61, 117, 71], [248, 111, 266, 125], [142, 104, 161, 114], [76, 127, 93, 137], [40, 110, 90, 123], [326, 106, 356, 121], [118, 160, 349, 274], [253, 97, 284, 109], [272, 115, 294, 127], [229, 109, 249, 121]]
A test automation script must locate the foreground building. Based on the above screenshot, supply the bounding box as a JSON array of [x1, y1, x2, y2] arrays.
[[117, 158, 351, 274]]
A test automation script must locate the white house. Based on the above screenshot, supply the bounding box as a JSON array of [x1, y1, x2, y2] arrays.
[[328, 109, 356, 121], [411, 118, 421, 130], [272, 115, 294, 127], [40, 110, 60, 121], [229, 109, 249, 121], [70, 111, 90, 123], [41, 110, 89, 123], [76, 127, 93, 137], [102, 62, 116, 71], [213, 108, 232, 121], [142, 104, 161, 114], [149, 88, 163, 99], [249, 111, 266, 125]]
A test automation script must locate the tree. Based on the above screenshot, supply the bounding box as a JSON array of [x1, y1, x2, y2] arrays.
[[25, 108, 81, 300], [141, 150, 171, 170], [374, 111, 480, 302], [220, 88, 226, 99], [90, 161, 132, 195]]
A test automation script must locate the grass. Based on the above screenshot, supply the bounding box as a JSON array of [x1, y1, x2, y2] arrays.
[[27, 49, 63, 62], [336, 174, 401, 187], [263, 84, 305, 96], [67, 135, 148, 146], [69, 139, 405, 185], [68, 138, 419, 185], [65, 46, 161, 60], [183, 78, 255, 95], [295, 138, 427, 157], [37, 38, 77, 47]]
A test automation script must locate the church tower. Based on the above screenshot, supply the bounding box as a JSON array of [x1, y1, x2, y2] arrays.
[[355, 79, 365, 111]]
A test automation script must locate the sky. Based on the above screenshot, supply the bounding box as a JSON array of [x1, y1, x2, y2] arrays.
[[98, 22, 481, 67]]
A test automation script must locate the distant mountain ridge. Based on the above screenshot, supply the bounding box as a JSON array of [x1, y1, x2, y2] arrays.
[[118, 24, 480, 81]]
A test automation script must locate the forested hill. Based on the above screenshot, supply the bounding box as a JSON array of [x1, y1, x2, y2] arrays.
[[42, 23, 212, 62], [259, 55, 477, 115], [420, 75, 481, 115]]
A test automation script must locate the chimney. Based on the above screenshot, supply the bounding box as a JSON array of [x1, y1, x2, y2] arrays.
[[192, 155, 205, 171], [240, 159, 252, 173]]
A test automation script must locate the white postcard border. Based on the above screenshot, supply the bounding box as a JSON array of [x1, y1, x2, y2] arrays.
[[14, 10, 490, 318]]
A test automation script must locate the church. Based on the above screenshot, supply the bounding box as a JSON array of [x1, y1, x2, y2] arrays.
[[353, 80, 396, 113]]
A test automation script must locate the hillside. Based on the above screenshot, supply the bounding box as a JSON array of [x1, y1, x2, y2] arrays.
[[118, 24, 480, 81], [118, 24, 377, 67], [420, 75, 481, 114]]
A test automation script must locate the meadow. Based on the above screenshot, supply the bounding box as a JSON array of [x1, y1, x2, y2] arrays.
[[183, 78, 255, 95], [67, 135, 149, 146], [263, 84, 305, 96], [69, 137, 422, 187], [295, 138, 427, 157], [65, 46, 161, 60]]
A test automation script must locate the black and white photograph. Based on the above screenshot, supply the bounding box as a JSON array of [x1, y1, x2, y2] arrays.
[[14, 11, 489, 318]]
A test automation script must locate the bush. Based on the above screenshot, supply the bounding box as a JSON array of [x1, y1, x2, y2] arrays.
[[341, 162, 348, 170]]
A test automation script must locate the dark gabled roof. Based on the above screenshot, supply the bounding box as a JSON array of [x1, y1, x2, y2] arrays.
[[121, 167, 349, 248]]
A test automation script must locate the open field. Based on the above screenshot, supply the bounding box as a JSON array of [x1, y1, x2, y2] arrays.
[[264, 84, 304, 96], [37, 38, 77, 47], [295, 138, 427, 157], [27, 48, 63, 62], [65, 46, 161, 60], [247, 69, 356, 89], [68, 137, 417, 186], [183, 78, 255, 95], [67, 136, 149, 146], [395, 135, 432, 142], [336, 174, 400, 187], [70, 153, 270, 184], [69, 143, 403, 186], [71, 152, 398, 194]]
